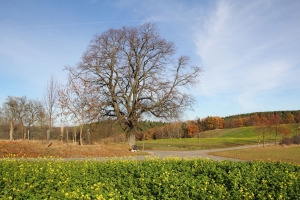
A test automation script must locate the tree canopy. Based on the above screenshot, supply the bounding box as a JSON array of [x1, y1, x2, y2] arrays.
[[67, 23, 202, 146]]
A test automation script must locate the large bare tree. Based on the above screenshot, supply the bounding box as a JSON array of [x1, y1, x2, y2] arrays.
[[68, 23, 202, 147]]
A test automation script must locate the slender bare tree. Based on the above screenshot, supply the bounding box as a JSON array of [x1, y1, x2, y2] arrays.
[[67, 23, 202, 147], [2, 97, 17, 140], [43, 75, 58, 144], [3, 96, 28, 139], [58, 74, 102, 145], [24, 99, 44, 140]]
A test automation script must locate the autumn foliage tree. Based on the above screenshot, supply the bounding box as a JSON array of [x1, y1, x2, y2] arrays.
[[223, 111, 299, 129], [255, 117, 269, 147], [186, 121, 199, 138], [200, 116, 224, 130], [67, 23, 202, 146]]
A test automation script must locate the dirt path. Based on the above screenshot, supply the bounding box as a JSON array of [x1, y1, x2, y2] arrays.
[[137, 144, 266, 161]]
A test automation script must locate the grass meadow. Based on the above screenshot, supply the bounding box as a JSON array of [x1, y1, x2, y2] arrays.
[[137, 127, 268, 150]]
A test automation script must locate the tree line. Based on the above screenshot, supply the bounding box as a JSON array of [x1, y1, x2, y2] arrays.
[[0, 94, 126, 144], [135, 112, 300, 141], [222, 111, 300, 128]]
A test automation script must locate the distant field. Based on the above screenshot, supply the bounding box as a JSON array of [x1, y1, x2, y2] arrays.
[[136, 137, 258, 150], [200, 127, 257, 138], [210, 145, 300, 164], [137, 127, 262, 150]]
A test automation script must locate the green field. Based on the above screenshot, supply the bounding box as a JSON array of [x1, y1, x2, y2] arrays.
[[1, 158, 299, 199], [137, 127, 274, 150]]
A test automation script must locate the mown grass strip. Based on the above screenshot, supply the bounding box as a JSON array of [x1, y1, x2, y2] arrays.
[[210, 145, 300, 164]]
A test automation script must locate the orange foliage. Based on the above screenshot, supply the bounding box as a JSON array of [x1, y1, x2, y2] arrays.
[[201, 116, 224, 130], [186, 122, 199, 137], [278, 126, 291, 136]]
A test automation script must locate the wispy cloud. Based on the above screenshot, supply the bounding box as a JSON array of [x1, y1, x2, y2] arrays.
[[193, 0, 300, 112]]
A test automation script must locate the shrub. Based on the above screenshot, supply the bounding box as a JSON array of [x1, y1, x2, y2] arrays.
[[282, 137, 293, 145], [292, 134, 300, 144], [282, 134, 300, 145]]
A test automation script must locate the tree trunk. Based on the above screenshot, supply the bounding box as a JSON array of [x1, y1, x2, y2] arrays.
[[66, 128, 69, 144], [128, 126, 137, 147], [60, 126, 64, 143], [87, 129, 90, 145], [48, 117, 52, 145], [22, 126, 26, 140], [9, 120, 14, 140], [47, 129, 50, 145], [79, 127, 83, 146]]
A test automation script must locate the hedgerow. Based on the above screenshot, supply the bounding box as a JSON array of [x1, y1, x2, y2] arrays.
[[0, 157, 299, 199]]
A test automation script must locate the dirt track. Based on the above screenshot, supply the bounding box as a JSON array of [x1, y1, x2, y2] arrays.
[[141, 144, 275, 161], [69, 145, 262, 162]]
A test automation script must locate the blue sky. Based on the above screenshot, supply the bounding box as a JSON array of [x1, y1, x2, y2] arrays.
[[0, 0, 299, 120]]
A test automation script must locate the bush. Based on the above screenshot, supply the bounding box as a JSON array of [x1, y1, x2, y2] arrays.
[[282, 137, 293, 145], [292, 134, 300, 144], [282, 134, 300, 145]]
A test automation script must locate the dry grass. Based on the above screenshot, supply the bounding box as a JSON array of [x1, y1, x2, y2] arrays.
[[0, 140, 146, 158], [209, 145, 300, 164]]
